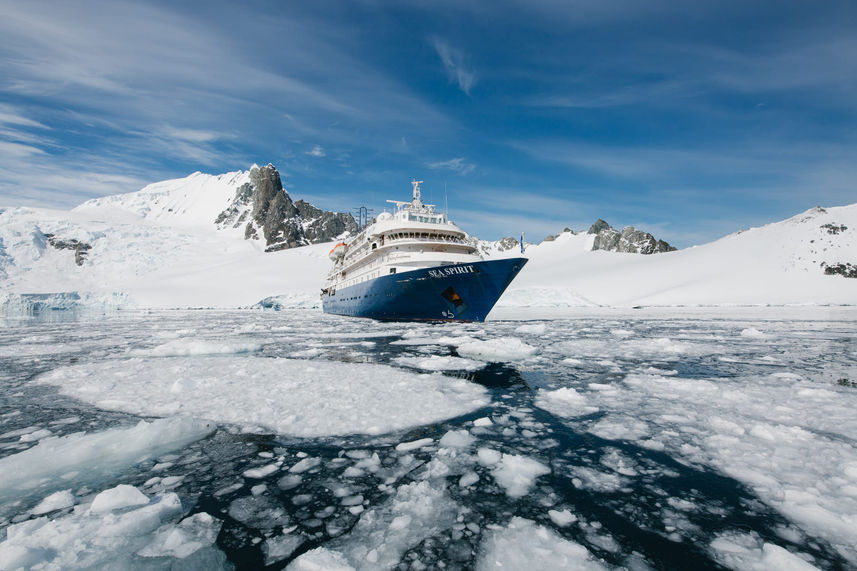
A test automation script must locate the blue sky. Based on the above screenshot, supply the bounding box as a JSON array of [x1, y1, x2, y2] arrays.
[[1, 0, 855, 246]]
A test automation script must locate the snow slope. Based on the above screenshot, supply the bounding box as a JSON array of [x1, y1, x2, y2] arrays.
[[0, 169, 331, 309], [1, 166, 855, 311], [501, 205, 857, 307], [73, 170, 250, 230]]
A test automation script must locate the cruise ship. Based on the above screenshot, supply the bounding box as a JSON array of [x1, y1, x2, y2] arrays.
[[321, 180, 527, 321]]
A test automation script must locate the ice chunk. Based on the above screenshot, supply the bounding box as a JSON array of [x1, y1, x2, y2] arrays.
[[491, 454, 551, 498], [138, 511, 223, 559], [548, 509, 577, 527], [477, 517, 607, 570], [214, 482, 244, 497], [290, 457, 322, 473], [228, 495, 290, 529], [515, 323, 547, 334], [289, 547, 355, 570], [456, 337, 538, 361], [394, 354, 484, 371], [0, 487, 223, 570], [0, 417, 214, 500], [589, 416, 650, 441], [439, 430, 475, 449], [710, 532, 819, 571], [459, 472, 479, 487], [536, 387, 598, 417], [569, 466, 628, 493], [90, 484, 149, 513], [477, 448, 502, 466], [264, 532, 305, 565], [131, 339, 262, 356], [19, 428, 53, 442], [31, 489, 75, 515], [36, 357, 489, 437], [244, 463, 279, 478], [395, 437, 434, 452], [291, 480, 457, 570]]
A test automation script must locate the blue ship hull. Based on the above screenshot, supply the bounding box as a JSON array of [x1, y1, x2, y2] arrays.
[[322, 257, 527, 322]]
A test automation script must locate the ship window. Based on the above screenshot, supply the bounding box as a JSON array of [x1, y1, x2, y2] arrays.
[[390, 268, 396, 274], [372, 243, 377, 250]]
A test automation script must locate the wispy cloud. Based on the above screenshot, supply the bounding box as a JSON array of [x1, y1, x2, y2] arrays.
[[0, 2, 460, 208], [430, 37, 477, 95], [306, 145, 326, 157], [427, 157, 475, 174], [0, 104, 50, 129]]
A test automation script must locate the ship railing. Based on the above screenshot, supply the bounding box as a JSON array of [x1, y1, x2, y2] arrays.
[[384, 235, 465, 245]]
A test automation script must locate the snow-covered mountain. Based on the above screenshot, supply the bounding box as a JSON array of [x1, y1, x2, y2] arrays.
[[471, 219, 675, 258], [0, 165, 354, 310], [500, 205, 856, 307], [0, 165, 854, 312]]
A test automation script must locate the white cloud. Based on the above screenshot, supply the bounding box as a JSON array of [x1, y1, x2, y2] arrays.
[[427, 157, 475, 174], [306, 145, 326, 157], [430, 37, 477, 95]]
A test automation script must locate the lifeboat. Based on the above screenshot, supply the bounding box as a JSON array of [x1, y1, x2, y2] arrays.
[[328, 242, 347, 261]]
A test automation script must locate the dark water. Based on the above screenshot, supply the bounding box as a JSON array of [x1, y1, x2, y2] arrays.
[[1, 308, 855, 570]]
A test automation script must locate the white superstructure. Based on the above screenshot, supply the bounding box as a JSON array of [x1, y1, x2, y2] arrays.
[[324, 180, 481, 292]]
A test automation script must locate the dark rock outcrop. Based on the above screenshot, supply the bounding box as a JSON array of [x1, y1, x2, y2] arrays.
[[587, 220, 676, 254], [215, 164, 357, 252], [821, 262, 857, 278], [295, 200, 356, 244], [496, 237, 520, 251], [587, 219, 611, 235], [821, 223, 847, 235], [44, 233, 92, 266]]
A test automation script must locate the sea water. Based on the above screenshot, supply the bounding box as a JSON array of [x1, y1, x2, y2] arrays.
[[0, 307, 855, 570]]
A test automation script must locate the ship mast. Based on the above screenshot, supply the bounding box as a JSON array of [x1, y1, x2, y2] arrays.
[[411, 179, 424, 207]]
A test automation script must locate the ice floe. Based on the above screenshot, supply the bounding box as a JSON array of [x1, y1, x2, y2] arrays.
[[489, 453, 551, 498], [0, 417, 214, 501], [36, 357, 489, 437], [289, 480, 458, 570], [477, 517, 607, 570], [0, 484, 226, 569], [393, 354, 484, 371], [456, 337, 539, 362], [539, 369, 857, 563], [131, 338, 262, 356]]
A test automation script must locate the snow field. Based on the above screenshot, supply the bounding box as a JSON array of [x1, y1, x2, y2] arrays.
[[503, 204, 857, 308]]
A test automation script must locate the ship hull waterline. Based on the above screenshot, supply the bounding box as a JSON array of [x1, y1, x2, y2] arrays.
[[322, 257, 527, 322]]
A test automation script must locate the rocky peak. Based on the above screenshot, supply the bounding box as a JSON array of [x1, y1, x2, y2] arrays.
[[587, 219, 676, 254], [215, 164, 357, 252], [587, 219, 611, 235]]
